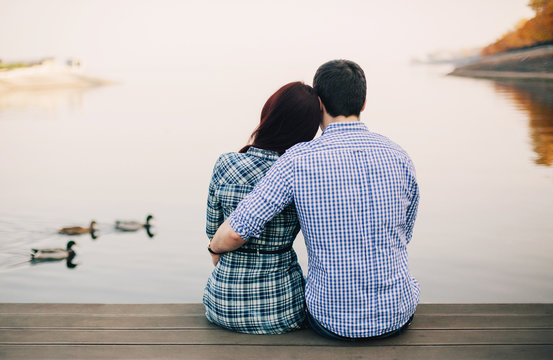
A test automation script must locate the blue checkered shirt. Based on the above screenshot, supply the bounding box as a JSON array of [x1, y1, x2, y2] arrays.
[[229, 121, 420, 338], [203, 147, 306, 334]]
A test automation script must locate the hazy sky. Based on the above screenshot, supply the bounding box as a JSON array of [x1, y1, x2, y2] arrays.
[[0, 0, 534, 71]]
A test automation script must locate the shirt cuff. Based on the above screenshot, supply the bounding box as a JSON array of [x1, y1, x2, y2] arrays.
[[228, 210, 266, 240]]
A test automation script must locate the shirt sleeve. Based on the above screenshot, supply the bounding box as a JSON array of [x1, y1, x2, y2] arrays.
[[227, 151, 294, 240], [404, 159, 419, 244], [206, 156, 225, 240]]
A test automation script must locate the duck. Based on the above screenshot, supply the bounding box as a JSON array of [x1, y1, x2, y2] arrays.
[[115, 214, 154, 232], [31, 240, 78, 261], [59, 220, 96, 235]]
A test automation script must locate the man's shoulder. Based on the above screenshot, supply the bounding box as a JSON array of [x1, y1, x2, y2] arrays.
[[282, 133, 346, 159], [369, 132, 411, 158], [368, 133, 417, 177], [283, 132, 413, 163], [283, 140, 314, 158]]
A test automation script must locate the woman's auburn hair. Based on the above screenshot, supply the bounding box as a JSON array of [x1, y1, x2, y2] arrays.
[[240, 81, 322, 155]]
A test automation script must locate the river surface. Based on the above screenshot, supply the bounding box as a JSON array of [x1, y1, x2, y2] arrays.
[[1, 63, 552, 303]]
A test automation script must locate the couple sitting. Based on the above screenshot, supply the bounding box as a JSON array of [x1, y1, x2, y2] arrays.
[[203, 59, 420, 340]]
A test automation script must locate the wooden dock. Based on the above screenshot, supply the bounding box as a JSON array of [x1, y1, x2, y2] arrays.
[[0, 303, 552, 359]]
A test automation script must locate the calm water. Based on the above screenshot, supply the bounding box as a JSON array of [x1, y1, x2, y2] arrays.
[[1, 63, 552, 303]]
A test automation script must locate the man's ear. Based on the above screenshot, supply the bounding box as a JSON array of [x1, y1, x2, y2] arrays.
[[361, 100, 366, 112], [318, 97, 327, 116]]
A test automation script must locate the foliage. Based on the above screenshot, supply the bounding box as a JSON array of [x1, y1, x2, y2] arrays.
[[528, 0, 552, 12], [481, 0, 553, 55], [0, 62, 29, 71]]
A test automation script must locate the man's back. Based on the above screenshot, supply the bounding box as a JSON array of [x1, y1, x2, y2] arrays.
[[229, 121, 419, 338], [290, 121, 419, 337]]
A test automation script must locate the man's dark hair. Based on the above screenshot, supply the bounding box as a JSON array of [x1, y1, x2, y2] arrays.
[[313, 59, 366, 117]]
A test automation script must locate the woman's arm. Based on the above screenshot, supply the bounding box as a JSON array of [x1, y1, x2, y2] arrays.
[[210, 153, 294, 266], [206, 179, 224, 240], [206, 155, 240, 266]]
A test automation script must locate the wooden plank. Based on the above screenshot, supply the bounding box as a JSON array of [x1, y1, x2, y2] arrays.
[[0, 303, 204, 315], [1, 345, 553, 360], [0, 314, 217, 329], [1, 314, 552, 330], [412, 314, 553, 329], [0, 329, 551, 346], [2, 303, 552, 316], [416, 304, 553, 315]]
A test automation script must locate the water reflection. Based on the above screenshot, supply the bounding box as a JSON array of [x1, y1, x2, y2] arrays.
[[30, 253, 78, 269], [492, 80, 553, 167], [0, 88, 85, 113], [145, 225, 156, 238]]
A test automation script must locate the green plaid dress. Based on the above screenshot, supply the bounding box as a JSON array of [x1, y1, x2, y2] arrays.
[[203, 147, 306, 334]]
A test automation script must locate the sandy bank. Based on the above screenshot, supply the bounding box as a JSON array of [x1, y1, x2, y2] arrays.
[[0, 66, 113, 93], [449, 45, 553, 80]]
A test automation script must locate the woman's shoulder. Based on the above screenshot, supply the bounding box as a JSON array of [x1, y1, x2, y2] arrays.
[[216, 151, 244, 162], [213, 152, 247, 172], [211, 151, 273, 185], [211, 152, 250, 182]]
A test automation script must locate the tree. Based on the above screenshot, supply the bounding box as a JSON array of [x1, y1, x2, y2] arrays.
[[482, 1, 553, 55], [528, 0, 552, 12]]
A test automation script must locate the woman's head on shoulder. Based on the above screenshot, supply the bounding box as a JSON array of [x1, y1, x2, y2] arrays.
[[240, 81, 322, 155]]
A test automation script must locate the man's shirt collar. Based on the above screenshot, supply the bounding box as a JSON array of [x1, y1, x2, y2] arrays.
[[321, 121, 368, 136]]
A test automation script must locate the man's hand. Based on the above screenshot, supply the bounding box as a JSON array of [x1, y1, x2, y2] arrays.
[[210, 253, 221, 266], [210, 219, 246, 253], [208, 220, 245, 267]]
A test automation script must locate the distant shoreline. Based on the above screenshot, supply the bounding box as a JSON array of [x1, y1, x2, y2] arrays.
[[0, 60, 112, 93], [0, 74, 113, 93], [449, 45, 553, 81]]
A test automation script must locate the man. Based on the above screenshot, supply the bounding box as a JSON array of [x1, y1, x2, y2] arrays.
[[209, 59, 420, 340]]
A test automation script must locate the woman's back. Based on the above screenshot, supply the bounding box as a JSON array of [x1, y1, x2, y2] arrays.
[[203, 147, 305, 334]]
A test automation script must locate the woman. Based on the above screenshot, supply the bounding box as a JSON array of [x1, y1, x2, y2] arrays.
[[203, 82, 321, 334]]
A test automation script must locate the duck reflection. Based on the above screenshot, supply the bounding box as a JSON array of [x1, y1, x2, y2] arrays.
[[145, 225, 156, 238], [29, 254, 78, 269], [492, 80, 553, 167]]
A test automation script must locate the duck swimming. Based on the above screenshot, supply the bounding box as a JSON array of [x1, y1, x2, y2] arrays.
[[115, 214, 154, 232], [59, 221, 96, 235], [31, 240, 78, 261]]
